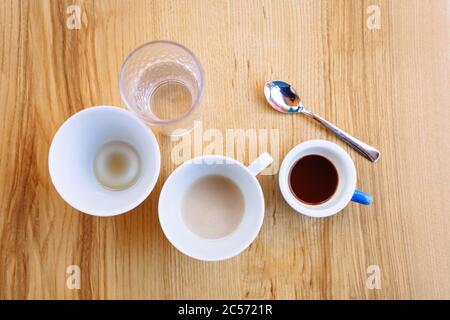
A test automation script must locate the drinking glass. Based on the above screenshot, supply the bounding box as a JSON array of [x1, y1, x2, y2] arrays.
[[119, 41, 205, 136]]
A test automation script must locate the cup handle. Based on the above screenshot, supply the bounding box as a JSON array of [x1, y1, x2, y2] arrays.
[[351, 189, 373, 205], [247, 152, 273, 176]]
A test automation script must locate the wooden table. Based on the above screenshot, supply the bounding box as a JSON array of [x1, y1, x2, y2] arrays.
[[0, 0, 449, 299]]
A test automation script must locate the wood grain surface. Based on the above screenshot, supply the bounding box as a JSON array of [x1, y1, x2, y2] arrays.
[[0, 0, 449, 299]]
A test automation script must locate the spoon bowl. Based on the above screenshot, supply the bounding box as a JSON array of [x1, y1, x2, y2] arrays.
[[264, 80, 380, 162], [264, 80, 304, 113]]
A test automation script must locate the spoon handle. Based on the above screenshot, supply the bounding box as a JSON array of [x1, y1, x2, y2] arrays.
[[303, 109, 380, 162]]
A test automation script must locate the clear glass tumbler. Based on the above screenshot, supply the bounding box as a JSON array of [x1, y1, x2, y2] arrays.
[[119, 41, 205, 136]]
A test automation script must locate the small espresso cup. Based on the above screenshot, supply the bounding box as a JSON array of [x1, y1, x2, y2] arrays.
[[158, 153, 273, 261], [279, 140, 372, 218]]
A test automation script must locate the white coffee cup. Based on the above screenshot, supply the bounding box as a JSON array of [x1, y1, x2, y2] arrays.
[[48, 106, 161, 216], [158, 153, 273, 261], [279, 140, 372, 218]]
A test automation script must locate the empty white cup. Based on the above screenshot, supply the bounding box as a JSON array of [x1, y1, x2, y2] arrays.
[[158, 153, 273, 261], [48, 106, 161, 216]]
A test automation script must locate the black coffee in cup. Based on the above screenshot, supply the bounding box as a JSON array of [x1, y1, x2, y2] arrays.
[[289, 154, 338, 205]]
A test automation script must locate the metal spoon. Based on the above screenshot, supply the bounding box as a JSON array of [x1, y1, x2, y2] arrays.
[[264, 80, 380, 162]]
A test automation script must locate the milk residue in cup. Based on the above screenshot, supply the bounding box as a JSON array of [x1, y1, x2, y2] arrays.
[[182, 175, 245, 239], [93, 141, 141, 190]]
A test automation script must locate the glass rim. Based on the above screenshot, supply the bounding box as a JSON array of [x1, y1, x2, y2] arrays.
[[118, 40, 205, 126]]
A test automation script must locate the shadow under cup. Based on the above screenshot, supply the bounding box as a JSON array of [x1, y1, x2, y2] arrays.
[[158, 157, 265, 261]]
